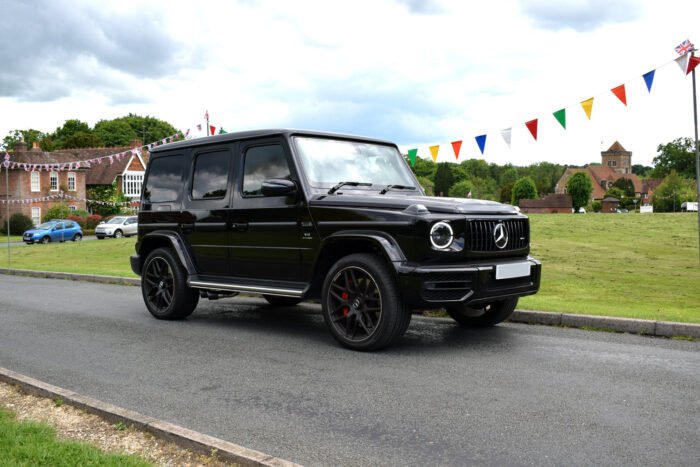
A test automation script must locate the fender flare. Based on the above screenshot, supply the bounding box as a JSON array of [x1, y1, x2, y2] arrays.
[[318, 230, 407, 265], [138, 231, 197, 275]]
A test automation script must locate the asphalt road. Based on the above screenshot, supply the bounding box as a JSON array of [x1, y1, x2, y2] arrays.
[[1, 275, 698, 466]]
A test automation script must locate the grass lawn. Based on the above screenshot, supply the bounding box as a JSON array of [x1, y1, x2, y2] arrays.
[[0, 408, 150, 466], [1, 213, 699, 323]]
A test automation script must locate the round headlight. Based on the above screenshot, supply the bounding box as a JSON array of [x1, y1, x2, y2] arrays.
[[430, 221, 453, 250]]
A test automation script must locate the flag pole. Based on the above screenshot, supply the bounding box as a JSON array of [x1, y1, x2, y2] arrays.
[[692, 48, 700, 264]]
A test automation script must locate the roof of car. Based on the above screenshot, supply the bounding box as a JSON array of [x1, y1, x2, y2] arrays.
[[149, 129, 396, 155]]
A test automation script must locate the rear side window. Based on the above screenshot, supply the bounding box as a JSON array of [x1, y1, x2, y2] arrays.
[[192, 151, 230, 199], [242, 145, 291, 197], [144, 155, 184, 203]]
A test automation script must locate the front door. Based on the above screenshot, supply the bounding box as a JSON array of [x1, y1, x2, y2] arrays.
[[229, 139, 302, 282]]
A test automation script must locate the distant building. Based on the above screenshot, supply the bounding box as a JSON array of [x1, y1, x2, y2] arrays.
[[519, 194, 573, 214], [554, 141, 662, 205]]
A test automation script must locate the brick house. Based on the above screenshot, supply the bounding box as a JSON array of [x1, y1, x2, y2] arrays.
[[519, 194, 573, 214], [554, 141, 661, 204], [1, 140, 146, 226]]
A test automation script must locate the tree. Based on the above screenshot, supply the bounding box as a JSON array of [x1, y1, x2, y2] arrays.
[[449, 180, 473, 198], [434, 162, 454, 197], [652, 171, 697, 212], [511, 177, 538, 206], [416, 176, 434, 196], [410, 156, 436, 179], [526, 162, 566, 195], [94, 119, 139, 147], [632, 164, 652, 177], [650, 137, 696, 179], [611, 177, 635, 197], [566, 172, 593, 213], [42, 202, 73, 222], [48, 119, 103, 149], [2, 129, 46, 150], [116, 113, 178, 144]]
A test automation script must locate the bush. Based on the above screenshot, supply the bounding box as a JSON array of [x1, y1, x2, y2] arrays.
[[42, 203, 72, 222], [86, 214, 103, 229], [592, 201, 602, 213], [0, 212, 35, 234]]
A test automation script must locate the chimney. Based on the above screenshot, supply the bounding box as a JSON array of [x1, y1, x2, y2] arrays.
[[31, 141, 41, 151], [14, 141, 28, 152]]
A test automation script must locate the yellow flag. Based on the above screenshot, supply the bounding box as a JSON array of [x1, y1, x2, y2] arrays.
[[429, 145, 440, 162], [580, 97, 594, 120]]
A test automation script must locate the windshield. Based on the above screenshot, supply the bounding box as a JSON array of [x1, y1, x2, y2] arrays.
[[293, 137, 417, 191], [36, 222, 57, 230], [107, 217, 126, 224]]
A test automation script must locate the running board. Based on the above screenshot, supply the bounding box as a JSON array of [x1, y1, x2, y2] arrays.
[[188, 280, 305, 298]]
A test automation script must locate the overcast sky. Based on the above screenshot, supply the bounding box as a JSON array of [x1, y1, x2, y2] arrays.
[[1, 0, 698, 167]]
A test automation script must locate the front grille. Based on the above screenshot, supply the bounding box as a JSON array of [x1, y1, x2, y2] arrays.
[[467, 219, 529, 252]]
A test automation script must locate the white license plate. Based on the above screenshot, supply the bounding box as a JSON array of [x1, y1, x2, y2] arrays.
[[495, 262, 531, 280]]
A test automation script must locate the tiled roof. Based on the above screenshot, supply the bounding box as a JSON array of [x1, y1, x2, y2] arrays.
[[605, 141, 628, 152]]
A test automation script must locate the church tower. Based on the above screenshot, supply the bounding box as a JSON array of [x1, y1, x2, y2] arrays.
[[601, 141, 631, 174]]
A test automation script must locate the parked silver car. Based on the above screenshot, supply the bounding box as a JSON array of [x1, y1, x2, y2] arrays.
[[95, 216, 138, 239]]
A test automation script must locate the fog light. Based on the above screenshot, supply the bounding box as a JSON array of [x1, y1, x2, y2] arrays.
[[430, 221, 453, 250]]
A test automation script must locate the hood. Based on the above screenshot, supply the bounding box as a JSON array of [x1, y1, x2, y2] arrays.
[[309, 193, 519, 215], [24, 228, 49, 235]]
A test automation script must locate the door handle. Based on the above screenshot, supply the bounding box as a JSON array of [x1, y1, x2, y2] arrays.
[[231, 222, 248, 232], [181, 223, 194, 233]]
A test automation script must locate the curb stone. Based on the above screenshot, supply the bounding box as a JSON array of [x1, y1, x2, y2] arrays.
[[2, 268, 699, 339], [0, 367, 301, 467]]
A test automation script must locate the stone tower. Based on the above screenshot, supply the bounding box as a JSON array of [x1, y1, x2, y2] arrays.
[[601, 141, 631, 174]]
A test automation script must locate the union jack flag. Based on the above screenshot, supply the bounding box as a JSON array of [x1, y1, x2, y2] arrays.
[[204, 110, 209, 120], [675, 39, 694, 55]]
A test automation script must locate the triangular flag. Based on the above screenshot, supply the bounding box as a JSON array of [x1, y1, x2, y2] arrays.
[[407, 148, 417, 166], [611, 84, 627, 106], [451, 140, 462, 160], [209, 125, 216, 135], [501, 128, 512, 147], [429, 145, 440, 162], [687, 56, 700, 75], [553, 109, 566, 129], [475, 135, 486, 155], [580, 97, 594, 120], [675, 54, 689, 73], [643, 70, 655, 92], [525, 119, 538, 140]]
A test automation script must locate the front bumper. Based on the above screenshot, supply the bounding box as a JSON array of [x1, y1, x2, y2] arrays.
[[396, 256, 541, 308]]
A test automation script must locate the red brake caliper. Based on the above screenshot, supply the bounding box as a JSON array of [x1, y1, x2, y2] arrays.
[[341, 292, 349, 316]]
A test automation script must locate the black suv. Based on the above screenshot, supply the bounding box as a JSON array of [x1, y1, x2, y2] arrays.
[[131, 130, 540, 350]]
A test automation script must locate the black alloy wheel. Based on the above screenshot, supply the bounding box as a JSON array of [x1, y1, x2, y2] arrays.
[[445, 298, 518, 327], [322, 254, 410, 351], [141, 248, 199, 320]]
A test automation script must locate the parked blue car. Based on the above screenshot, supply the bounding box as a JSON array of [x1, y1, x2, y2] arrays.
[[23, 220, 83, 244]]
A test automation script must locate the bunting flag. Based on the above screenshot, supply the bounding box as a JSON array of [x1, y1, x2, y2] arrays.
[[209, 125, 216, 136], [675, 39, 694, 55], [0, 192, 140, 207], [525, 119, 538, 141], [408, 148, 417, 166], [580, 97, 594, 120], [553, 108, 566, 129], [501, 128, 512, 147], [475, 134, 487, 155], [675, 54, 689, 73], [429, 145, 440, 162], [687, 56, 700, 75], [451, 140, 462, 160], [611, 84, 627, 106], [643, 70, 655, 92]]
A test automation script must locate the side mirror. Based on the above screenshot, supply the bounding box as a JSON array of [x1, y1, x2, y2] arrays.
[[99, 221, 105, 224], [261, 179, 297, 197]]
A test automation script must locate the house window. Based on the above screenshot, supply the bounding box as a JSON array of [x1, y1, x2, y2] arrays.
[[68, 172, 76, 191], [123, 171, 144, 198], [69, 205, 77, 212], [31, 172, 40, 192], [31, 207, 41, 226], [50, 172, 58, 191], [607, 160, 617, 167]]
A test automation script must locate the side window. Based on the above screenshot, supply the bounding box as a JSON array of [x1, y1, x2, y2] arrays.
[[191, 150, 230, 199], [242, 145, 291, 197], [144, 155, 184, 203]]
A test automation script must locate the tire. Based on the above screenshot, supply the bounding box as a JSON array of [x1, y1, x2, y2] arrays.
[[263, 295, 303, 307], [445, 298, 518, 327], [40, 236, 50, 244], [72, 233, 82, 242], [141, 247, 199, 320], [114, 229, 123, 238], [321, 253, 411, 351], [97, 237, 104, 240]]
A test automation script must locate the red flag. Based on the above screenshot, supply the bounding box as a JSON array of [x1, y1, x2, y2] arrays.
[[525, 119, 538, 141], [451, 140, 462, 160], [687, 56, 700, 75], [611, 84, 627, 106], [209, 125, 216, 136]]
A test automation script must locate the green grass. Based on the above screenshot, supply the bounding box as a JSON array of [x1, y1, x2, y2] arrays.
[[0, 408, 150, 467], [1, 214, 699, 323], [1, 238, 138, 278], [519, 213, 700, 323], [1, 235, 22, 242]]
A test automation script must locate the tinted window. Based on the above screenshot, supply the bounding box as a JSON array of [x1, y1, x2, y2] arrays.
[[192, 151, 230, 199], [243, 145, 291, 197], [144, 155, 184, 203]]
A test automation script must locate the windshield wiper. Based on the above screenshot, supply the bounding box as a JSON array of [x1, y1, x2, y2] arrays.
[[379, 184, 416, 195], [327, 181, 372, 194]]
